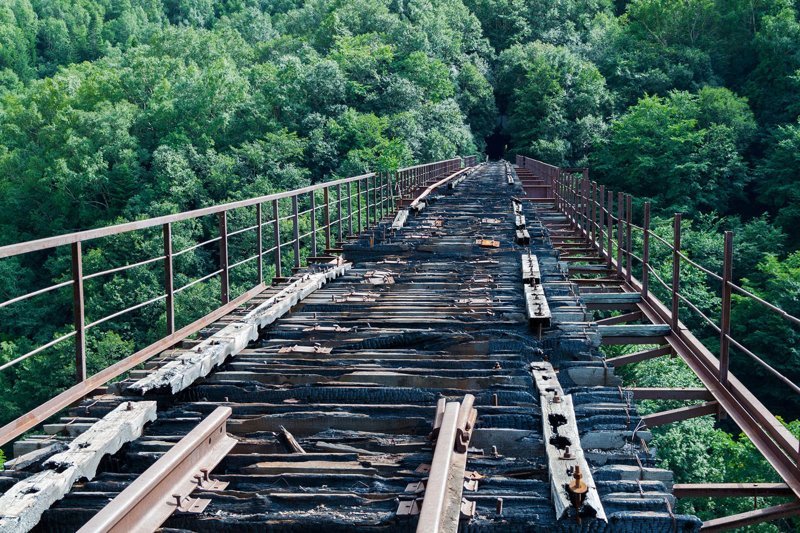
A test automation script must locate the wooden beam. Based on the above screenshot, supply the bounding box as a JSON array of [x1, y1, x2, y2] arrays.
[[673, 483, 792, 498], [702, 500, 800, 531], [606, 345, 671, 366], [642, 402, 719, 428], [627, 388, 713, 401]]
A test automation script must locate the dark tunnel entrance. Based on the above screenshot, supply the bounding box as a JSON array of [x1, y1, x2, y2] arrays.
[[485, 130, 509, 161]]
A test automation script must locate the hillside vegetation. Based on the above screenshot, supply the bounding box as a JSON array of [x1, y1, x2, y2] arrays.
[[0, 0, 799, 528]]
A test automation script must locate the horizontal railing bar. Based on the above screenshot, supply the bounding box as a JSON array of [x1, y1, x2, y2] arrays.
[[229, 254, 259, 270], [83, 255, 166, 280], [726, 335, 800, 396], [729, 282, 800, 327], [172, 236, 222, 257], [174, 269, 223, 293], [675, 290, 722, 333], [0, 330, 77, 372], [226, 224, 259, 238], [676, 250, 724, 282], [0, 279, 74, 310], [85, 294, 168, 330]]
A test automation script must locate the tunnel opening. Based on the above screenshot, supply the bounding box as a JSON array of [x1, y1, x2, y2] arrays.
[[485, 130, 509, 161]]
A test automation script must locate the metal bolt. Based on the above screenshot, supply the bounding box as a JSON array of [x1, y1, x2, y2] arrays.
[[200, 468, 210, 481], [126, 402, 133, 411], [562, 446, 573, 459], [492, 393, 499, 407], [173, 494, 183, 507], [553, 392, 562, 404], [492, 445, 498, 457], [194, 475, 203, 487], [496, 498, 504, 515]]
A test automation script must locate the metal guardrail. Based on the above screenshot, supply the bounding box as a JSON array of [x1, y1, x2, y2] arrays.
[[535, 156, 800, 506], [0, 156, 479, 447]]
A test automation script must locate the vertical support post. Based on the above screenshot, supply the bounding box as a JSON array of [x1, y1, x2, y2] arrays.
[[671, 213, 682, 330], [324, 187, 331, 250], [347, 182, 353, 236], [598, 184, 605, 259], [309, 193, 317, 258], [272, 199, 282, 280], [291, 195, 300, 268], [357, 179, 363, 234], [719, 231, 734, 387], [256, 204, 263, 284], [71, 241, 86, 383], [163, 223, 175, 335], [365, 177, 372, 229], [337, 182, 343, 246], [219, 211, 229, 304], [642, 202, 651, 298], [626, 194, 633, 284], [617, 191, 624, 271], [589, 182, 597, 246], [606, 190, 613, 268]]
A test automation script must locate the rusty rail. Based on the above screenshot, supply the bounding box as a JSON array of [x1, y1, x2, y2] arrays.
[[533, 155, 800, 526], [0, 156, 478, 447], [77, 406, 236, 533], [417, 395, 476, 533]]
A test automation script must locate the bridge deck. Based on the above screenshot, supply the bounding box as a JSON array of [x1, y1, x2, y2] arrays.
[[0, 163, 700, 532]]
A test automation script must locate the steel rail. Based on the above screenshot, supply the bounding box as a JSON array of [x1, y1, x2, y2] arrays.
[[417, 400, 466, 533], [77, 406, 237, 533]]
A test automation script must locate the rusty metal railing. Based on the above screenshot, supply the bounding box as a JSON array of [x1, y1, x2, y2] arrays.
[[0, 156, 477, 447], [537, 156, 800, 502]]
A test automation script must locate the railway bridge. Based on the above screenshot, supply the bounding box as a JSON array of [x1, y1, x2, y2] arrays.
[[0, 158, 798, 531]]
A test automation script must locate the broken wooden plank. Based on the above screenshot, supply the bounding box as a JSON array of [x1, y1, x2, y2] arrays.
[[0, 402, 157, 533], [530, 363, 606, 523], [126, 262, 351, 395], [392, 209, 409, 230]]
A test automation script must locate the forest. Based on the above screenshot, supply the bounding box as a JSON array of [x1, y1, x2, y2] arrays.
[[0, 0, 799, 528]]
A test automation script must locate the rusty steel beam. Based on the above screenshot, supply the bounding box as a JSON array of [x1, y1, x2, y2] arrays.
[[606, 346, 672, 366], [701, 500, 800, 531], [0, 283, 265, 447], [77, 406, 237, 533], [673, 483, 793, 498], [628, 387, 713, 401], [595, 311, 643, 326], [641, 401, 719, 428]]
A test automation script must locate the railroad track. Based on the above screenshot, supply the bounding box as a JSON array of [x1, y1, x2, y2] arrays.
[[0, 162, 700, 532]]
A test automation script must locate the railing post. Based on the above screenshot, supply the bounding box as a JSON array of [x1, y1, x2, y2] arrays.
[[642, 202, 651, 298], [337, 183, 343, 246], [163, 223, 175, 335], [720, 231, 734, 386], [256, 204, 264, 284], [357, 179, 363, 233], [598, 184, 605, 259], [309, 193, 317, 258], [71, 242, 86, 383], [347, 181, 353, 236], [590, 181, 597, 247], [626, 194, 633, 284], [218, 210, 229, 304], [272, 199, 282, 280], [364, 178, 372, 229], [606, 190, 613, 268], [291, 195, 300, 268], [617, 192, 624, 271], [324, 187, 331, 249], [671, 213, 682, 330]]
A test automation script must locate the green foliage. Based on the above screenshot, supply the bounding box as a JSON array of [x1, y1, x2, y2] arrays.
[[591, 88, 755, 214]]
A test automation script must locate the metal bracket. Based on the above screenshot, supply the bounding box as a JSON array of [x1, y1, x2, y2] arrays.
[[460, 498, 476, 519], [397, 499, 421, 516]]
